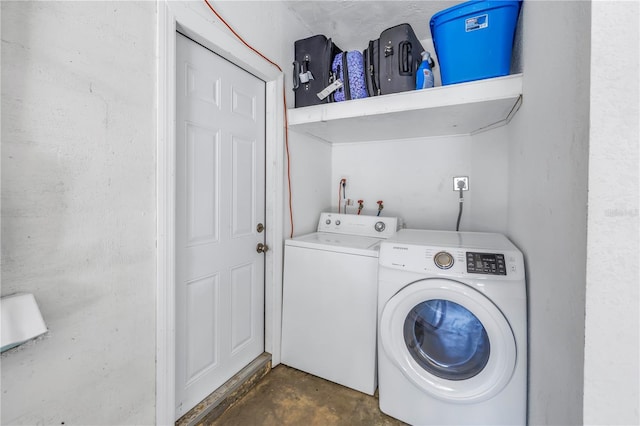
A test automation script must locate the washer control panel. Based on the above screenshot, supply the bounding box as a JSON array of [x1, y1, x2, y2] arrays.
[[378, 231, 525, 281], [466, 252, 507, 275], [317, 212, 399, 238]]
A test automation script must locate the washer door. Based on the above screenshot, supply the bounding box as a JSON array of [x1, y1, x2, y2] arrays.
[[379, 278, 517, 403]]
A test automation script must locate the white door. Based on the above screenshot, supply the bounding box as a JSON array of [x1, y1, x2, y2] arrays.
[[175, 32, 266, 418]]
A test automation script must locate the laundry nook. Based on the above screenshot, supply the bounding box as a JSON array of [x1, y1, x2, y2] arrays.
[[1, 1, 637, 426]]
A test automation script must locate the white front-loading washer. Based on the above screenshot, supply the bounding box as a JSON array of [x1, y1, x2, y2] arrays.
[[377, 229, 527, 425], [281, 212, 399, 395]]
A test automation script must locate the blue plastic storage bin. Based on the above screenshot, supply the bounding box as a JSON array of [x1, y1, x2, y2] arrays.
[[430, 0, 522, 85]]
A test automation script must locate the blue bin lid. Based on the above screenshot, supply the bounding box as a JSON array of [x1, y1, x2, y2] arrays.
[[430, 0, 522, 32]]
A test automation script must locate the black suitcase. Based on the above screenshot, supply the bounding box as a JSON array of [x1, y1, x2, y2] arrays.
[[366, 24, 425, 96], [363, 39, 381, 96], [292, 35, 342, 108]]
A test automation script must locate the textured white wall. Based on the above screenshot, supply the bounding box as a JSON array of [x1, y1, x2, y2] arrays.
[[330, 128, 509, 232], [1, 2, 157, 424], [287, 134, 333, 236], [584, 1, 639, 424], [506, 1, 591, 424]]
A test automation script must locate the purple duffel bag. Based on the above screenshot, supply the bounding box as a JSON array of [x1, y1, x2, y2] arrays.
[[331, 51, 369, 102]]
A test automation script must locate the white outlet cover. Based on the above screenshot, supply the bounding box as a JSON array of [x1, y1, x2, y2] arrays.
[[453, 177, 469, 190]]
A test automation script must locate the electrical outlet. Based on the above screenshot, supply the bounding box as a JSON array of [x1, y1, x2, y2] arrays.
[[453, 176, 469, 191]]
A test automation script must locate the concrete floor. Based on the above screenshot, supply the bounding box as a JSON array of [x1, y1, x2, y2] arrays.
[[203, 365, 407, 426]]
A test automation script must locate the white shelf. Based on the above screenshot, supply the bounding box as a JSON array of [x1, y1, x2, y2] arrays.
[[287, 74, 523, 143]]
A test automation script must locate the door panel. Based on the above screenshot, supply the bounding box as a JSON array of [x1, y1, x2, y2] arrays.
[[230, 263, 256, 352], [176, 32, 266, 419], [185, 274, 219, 383], [231, 86, 257, 119], [186, 124, 219, 244], [232, 136, 256, 237]]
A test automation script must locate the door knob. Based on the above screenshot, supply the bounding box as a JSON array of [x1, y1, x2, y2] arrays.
[[256, 243, 269, 254]]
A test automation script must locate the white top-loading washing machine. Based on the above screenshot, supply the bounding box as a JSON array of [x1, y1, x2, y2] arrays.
[[281, 212, 399, 395], [377, 229, 527, 425]]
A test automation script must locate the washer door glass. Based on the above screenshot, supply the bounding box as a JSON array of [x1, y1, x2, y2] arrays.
[[404, 299, 490, 380]]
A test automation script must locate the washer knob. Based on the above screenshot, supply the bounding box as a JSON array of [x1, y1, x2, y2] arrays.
[[335, 220, 341, 226], [434, 251, 454, 269], [325, 219, 331, 225], [374, 221, 386, 232]]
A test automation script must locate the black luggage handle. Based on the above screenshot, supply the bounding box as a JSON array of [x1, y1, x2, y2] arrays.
[[399, 41, 412, 76], [292, 61, 301, 90]]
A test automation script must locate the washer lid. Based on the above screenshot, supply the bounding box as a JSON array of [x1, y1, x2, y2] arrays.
[[379, 278, 517, 403], [285, 232, 383, 256]]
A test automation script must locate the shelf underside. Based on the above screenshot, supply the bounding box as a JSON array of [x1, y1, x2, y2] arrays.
[[287, 74, 523, 143]]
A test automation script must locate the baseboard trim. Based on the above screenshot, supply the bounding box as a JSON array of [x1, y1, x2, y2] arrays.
[[176, 352, 272, 426]]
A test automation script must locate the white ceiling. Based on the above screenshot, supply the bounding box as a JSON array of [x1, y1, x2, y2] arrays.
[[284, 1, 463, 50]]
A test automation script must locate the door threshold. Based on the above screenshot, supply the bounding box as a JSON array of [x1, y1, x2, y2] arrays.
[[176, 352, 272, 426]]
